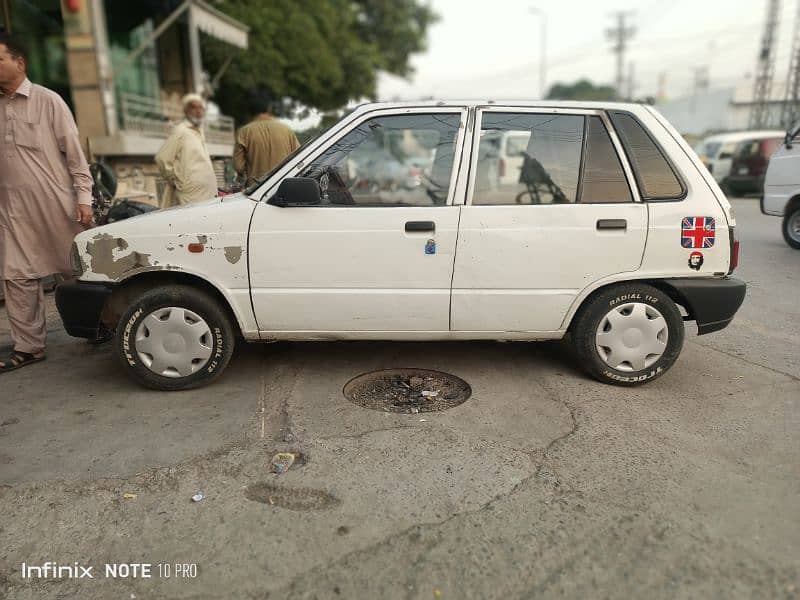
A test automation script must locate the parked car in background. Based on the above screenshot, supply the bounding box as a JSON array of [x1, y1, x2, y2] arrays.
[[762, 123, 800, 248], [695, 131, 784, 193], [725, 134, 783, 196]]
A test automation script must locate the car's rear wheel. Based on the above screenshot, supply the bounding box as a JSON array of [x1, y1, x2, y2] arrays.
[[782, 205, 800, 249], [571, 284, 685, 386], [114, 285, 235, 390]]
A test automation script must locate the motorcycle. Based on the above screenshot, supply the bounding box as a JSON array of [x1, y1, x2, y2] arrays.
[[90, 160, 158, 225]]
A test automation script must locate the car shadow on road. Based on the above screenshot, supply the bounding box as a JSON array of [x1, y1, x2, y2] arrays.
[[230, 337, 587, 383]]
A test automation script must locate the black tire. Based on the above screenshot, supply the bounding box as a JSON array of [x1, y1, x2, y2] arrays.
[[571, 283, 685, 386], [782, 205, 800, 249], [114, 285, 235, 391]]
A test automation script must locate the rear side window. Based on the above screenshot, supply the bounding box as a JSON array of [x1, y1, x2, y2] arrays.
[[609, 112, 685, 200], [580, 117, 632, 203]]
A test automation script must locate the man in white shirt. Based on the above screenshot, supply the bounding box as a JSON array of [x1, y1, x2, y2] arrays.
[[155, 94, 219, 207]]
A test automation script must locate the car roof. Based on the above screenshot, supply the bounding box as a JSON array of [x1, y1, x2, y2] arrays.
[[702, 130, 785, 144], [351, 99, 649, 113]]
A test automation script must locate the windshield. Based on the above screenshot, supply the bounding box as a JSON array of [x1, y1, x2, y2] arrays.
[[244, 121, 338, 196], [703, 141, 722, 158]]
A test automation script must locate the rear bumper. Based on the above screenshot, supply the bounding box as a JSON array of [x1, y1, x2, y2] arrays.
[[55, 281, 112, 339], [724, 174, 764, 195], [667, 277, 746, 335]]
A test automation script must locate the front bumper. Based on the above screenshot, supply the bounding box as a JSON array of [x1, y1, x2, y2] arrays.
[[55, 281, 112, 339], [667, 277, 747, 335]]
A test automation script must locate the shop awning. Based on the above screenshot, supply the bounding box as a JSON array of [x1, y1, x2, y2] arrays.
[[190, 0, 249, 49]]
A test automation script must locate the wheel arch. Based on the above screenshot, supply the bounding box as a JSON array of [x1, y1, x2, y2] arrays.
[[785, 194, 800, 216], [564, 278, 693, 333], [100, 270, 247, 336]]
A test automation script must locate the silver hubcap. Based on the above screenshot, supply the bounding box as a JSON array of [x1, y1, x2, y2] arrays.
[[788, 211, 800, 243], [595, 302, 668, 372], [135, 307, 213, 378]]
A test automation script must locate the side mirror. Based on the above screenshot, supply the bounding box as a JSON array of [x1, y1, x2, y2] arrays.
[[718, 152, 732, 160], [785, 131, 793, 150], [270, 177, 322, 207]]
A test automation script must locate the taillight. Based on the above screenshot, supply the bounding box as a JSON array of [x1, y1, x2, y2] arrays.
[[729, 227, 739, 273], [498, 158, 506, 177]]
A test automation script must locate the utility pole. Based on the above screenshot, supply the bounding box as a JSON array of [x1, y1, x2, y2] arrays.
[[530, 8, 547, 99], [781, 0, 800, 128], [693, 66, 710, 94], [656, 72, 667, 103], [749, 0, 781, 129], [690, 66, 709, 114], [626, 62, 635, 101], [606, 12, 636, 100]]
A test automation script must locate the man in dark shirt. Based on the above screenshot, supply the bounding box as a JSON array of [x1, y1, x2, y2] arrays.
[[233, 95, 300, 187]]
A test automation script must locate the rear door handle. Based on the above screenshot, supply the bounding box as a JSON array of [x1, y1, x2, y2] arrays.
[[596, 219, 627, 231], [405, 221, 435, 233]]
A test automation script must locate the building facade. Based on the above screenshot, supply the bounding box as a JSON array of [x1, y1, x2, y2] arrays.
[[1, 0, 248, 202]]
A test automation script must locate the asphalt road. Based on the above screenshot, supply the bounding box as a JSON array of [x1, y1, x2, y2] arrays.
[[0, 197, 797, 599]]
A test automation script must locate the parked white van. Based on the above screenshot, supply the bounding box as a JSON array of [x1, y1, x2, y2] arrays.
[[762, 124, 800, 248]]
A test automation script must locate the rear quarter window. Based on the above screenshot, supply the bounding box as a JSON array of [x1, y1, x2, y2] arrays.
[[609, 112, 685, 201]]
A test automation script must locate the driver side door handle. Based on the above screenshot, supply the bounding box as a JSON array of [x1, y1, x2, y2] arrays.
[[405, 221, 436, 233]]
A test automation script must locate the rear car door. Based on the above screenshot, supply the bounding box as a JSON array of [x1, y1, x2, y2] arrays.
[[248, 108, 467, 333], [451, 107, 647, 332]]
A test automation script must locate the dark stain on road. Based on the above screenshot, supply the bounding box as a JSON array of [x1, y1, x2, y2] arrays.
[[244, 483, 340, 511]]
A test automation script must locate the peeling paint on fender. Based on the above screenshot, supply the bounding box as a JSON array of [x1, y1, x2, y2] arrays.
[[224, 246, 243, 264], [86, 233, 152, 280]]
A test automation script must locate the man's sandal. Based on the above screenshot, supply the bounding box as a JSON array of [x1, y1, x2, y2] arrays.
[[0, 351, 46, 373]]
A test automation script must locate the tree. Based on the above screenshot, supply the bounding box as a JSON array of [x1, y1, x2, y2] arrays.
[[545, 79, 616, 101], [202, 0, 437, 123]]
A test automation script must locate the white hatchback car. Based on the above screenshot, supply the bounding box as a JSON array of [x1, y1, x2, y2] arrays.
[[57, 101, 746, 390]]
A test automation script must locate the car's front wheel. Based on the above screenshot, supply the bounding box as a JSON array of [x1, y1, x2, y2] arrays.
[[782, 205, 800, 249], [571, 284, 685, 386], [114, 285, 235, 390]]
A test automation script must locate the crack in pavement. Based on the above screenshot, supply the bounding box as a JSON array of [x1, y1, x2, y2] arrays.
[[275, 383, 582, 597], [688, 339, 800, 382], [316, 425, 418, 442]]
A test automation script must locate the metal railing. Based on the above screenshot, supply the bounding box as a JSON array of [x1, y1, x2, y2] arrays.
[[118, 92, 235, 146]]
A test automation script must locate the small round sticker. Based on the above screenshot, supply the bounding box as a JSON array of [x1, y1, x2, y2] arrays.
[[688, 251, 704, 271]]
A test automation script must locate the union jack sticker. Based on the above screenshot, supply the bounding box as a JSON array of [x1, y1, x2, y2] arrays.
[[681, 216, 715, 248]]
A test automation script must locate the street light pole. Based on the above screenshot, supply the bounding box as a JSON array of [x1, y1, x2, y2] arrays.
[[530, 7, 547, 99]]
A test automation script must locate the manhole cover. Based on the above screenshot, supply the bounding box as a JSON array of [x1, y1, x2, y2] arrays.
[[343, 368, 471, 414], [244, 483, 340, 511]]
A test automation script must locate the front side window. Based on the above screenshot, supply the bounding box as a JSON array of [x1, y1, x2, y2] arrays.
[[473, 113, 584, 205], [609, 112, 685, 200], [299, 113, 461, 207]]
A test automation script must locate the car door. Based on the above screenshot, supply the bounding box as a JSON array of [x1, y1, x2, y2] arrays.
[[248, 108, 467, 334], [452, 107, 648, 332]]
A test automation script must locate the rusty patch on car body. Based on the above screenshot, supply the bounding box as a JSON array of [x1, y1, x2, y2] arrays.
[[86, 233, 152, 280]]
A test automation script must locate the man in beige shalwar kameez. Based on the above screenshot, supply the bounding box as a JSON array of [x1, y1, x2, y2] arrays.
[[0, 34, 93, 372], [155, 94, 219, 207]]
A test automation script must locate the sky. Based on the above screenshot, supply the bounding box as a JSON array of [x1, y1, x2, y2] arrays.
[[377, 0, 798, 102]]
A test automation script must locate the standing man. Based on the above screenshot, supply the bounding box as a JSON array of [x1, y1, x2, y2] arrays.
[[233, 94, 300, 187], [155, 93, 218, 207], [0, 33, 93, 373]]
